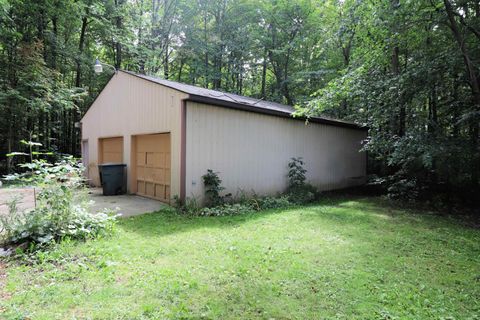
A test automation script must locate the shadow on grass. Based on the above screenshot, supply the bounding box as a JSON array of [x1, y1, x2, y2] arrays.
[[115, 196, 480, 318], [118, 205, 291, 239], [119, 194, 480, 245], [118, 196, 398, 239]]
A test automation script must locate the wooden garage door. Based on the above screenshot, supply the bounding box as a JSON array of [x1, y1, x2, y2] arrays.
[[135, 133, 171, 203], [99, 137, 123, 163]]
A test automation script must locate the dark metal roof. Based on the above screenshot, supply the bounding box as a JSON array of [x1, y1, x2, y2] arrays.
[[121, 70, 367, 130]]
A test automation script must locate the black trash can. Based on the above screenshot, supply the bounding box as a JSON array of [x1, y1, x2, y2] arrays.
[[98, 163, 127, 195]]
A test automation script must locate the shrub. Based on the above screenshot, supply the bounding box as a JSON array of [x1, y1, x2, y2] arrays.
[[287, 157, 307, 187], [202, 169, 231, 207], [0, 197, 117, 248], [174, 164, 316, 218], [173, 196, 202, 216], [199, 203, 255, 217], [386, 176, 420, 202], [255, 195, 292, 210], [286, 157, 319, 204], [0, 156, 118, 251], [178, 195, 293, 217], [287, 183, 319, 204]]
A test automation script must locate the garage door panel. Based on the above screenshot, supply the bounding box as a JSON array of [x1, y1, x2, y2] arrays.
[[155, 185, 165, 199], [134, 133, 171, 203], [165, 186, 170, 200], [137, 167, 145, 180], [146, 182, 155, 197], [158, 153, 166, 167], [100, 137, 123, 164], [165, 153, 171, 167], [145, 152, 156, 166], [151, 168, 164, 183], [165, 169, 171, 183], [137, 181, 145, 194], [143, 167, 152, 180], [146, 152, 165, 167], [137, 152, 146, 165], [103, 152, 120, 163]]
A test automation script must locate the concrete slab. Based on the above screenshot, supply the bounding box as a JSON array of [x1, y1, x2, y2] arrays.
[[88, 188, 168, 217], [0, 187, 168, 218], [0, 188, 37, 216]]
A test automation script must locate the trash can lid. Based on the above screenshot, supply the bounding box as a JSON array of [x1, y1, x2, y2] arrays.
[[98, 163, 126, 167]]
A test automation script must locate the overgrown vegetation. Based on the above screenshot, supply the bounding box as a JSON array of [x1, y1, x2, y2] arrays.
[[0, 156, 117, 254], [178, 159, 317, 217]]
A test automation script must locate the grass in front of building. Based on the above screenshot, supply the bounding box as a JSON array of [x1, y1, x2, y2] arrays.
[[1, 196, 479, 319]]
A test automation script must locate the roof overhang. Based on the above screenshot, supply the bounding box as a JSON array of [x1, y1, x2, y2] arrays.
[[185, 94, 368, 131], [82, 70, 367, 131]]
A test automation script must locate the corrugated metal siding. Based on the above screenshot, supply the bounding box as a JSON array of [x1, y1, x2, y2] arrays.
[[185, 102, 366, 201], [81, 72, 188, 197]]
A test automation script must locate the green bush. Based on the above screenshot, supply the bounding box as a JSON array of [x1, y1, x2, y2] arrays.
[[180, 195, 293, 217], [173, 196, 202, 216], [0, 156, 118, 251], [287, 157, 307, 187], [199, 203, 255, 217], [387, 179, 419, 201], [286, 158, 319, 204], [174, 163, 319, 217], [286, 183, 319, 204], [1, 197, 117, 247], [202, 169, 231, 207], [255, 195, 292, 210]]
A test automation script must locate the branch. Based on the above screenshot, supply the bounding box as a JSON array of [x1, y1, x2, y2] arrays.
[[452, 10, 480, 41]]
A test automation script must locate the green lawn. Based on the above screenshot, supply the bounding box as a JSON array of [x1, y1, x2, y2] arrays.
[[1, 196, 479, 319]]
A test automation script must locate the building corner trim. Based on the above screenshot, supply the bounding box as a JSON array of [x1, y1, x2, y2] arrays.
[[180, 99, 187, 202]]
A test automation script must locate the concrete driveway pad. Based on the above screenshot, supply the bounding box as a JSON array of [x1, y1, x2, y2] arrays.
[[0, 187, 167, 218], [88, 188, 168, 217]]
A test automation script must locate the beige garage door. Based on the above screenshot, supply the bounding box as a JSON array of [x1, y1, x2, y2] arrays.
[[99, 137, 123, 163], [135, 133, 171, 203]]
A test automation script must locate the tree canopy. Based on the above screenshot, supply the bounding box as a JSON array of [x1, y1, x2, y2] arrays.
[[0, 0, 478, 205]]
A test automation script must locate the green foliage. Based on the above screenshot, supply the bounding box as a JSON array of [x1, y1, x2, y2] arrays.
[[3, 156, 83, 186], [295, 0, 480, 204], [198, 203, 255, 217], [202, 169, 229, 207], [287, 183, 319, 205], [0, 194, 117, 249], [2, 0, 477, 207], [254, 195, 292, 210], [2, 197, 480, 318], [286, 157, 319, 204], [197, 195, 293, 217], [178, 162, 317, 217], [386, 176, 419, 202], [0, 156, 118, 251], [287, 157, 307, 187], [173, 196, 202, 216]]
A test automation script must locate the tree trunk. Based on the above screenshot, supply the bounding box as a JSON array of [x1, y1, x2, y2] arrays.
[[203, 10, 209, 88], [114, 0, 124, 70], [164, 43, 169, 79], [390, 0, 405, 137], [51, 16, 58, 69], [443, 0, 480, 108], [177, 59, 184, 81], [76, 13, 88, 88], [261, 47, 267, 99], [428, 84, 437, 133], [444, 0, 480, 186]]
